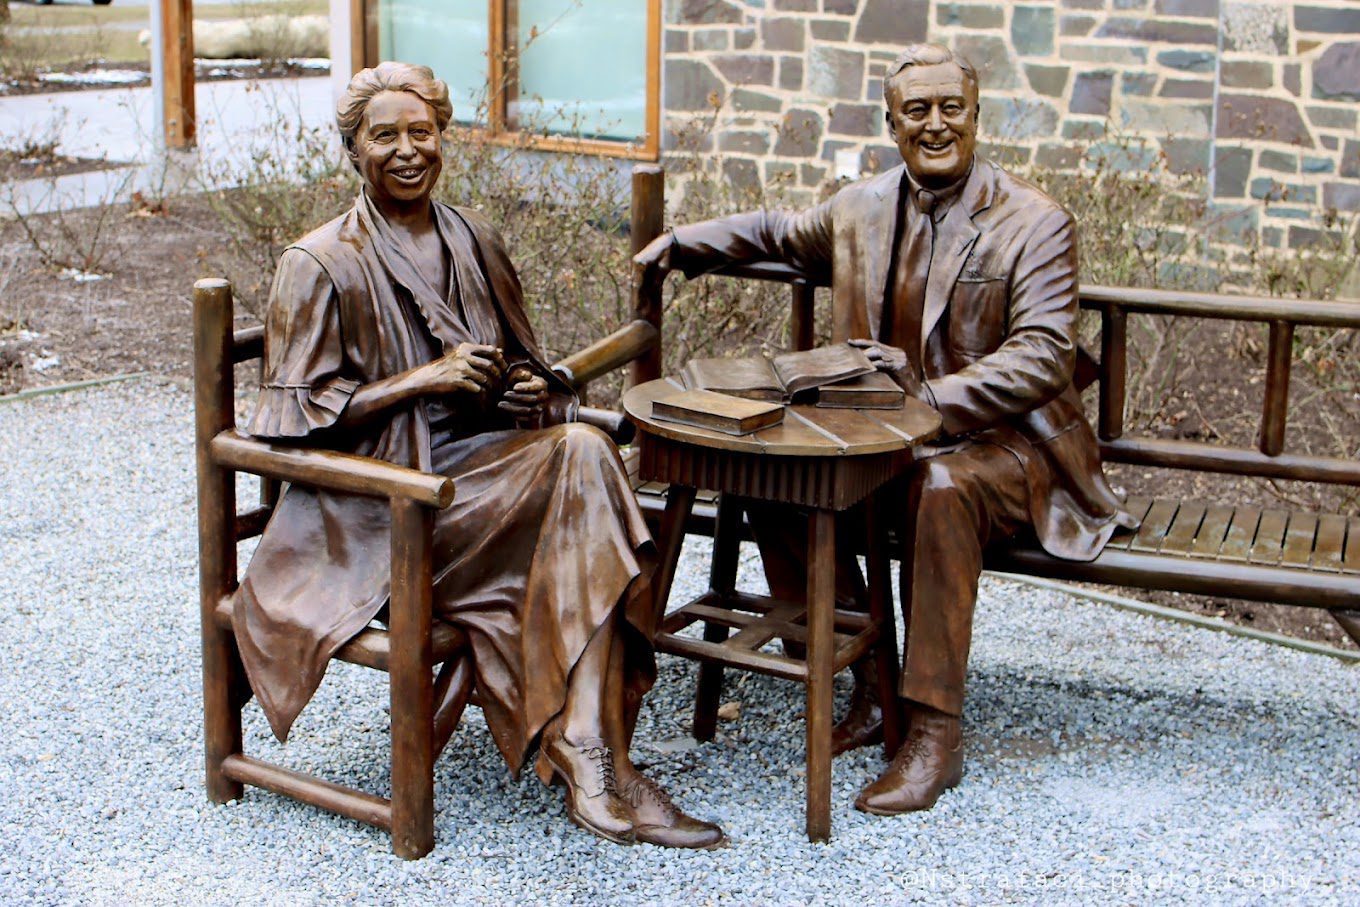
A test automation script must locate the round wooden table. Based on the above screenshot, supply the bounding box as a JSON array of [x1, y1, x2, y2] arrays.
[[623, 378, 942, 841]]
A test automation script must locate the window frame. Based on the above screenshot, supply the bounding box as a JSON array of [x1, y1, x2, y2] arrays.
[[355, 0, 662, 161]]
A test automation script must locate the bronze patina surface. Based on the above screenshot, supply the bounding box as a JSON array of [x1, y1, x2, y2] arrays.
[[230, 62, 722, 850], [635, 43, 1139, 816]]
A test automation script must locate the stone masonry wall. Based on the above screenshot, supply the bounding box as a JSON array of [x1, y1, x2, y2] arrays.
[[661, 0, 1360, 251]]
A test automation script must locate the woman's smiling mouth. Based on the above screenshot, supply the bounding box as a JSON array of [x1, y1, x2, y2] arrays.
[[389, 166, 425, 181]]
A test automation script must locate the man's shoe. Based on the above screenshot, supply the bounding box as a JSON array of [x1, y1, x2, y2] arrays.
[[832, 679, 884, 756], [537, 733, 635, 844], [618, 774, 727, 849], [853, 707, 962, 815]]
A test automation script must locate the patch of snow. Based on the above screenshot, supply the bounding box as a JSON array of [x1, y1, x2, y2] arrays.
[[30, 355, 60, 373], [58, 268, 109, 284], [40, 70, 148, 87]]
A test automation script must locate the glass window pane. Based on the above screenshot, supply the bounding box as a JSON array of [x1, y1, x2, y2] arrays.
[[379, 2, 488, 125], [511, 0, 648, 142]]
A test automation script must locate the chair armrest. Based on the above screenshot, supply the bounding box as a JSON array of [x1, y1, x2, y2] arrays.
[[576, 407, 635, 445], [552, 319, 659, 390], [209, 430, 455, 508]]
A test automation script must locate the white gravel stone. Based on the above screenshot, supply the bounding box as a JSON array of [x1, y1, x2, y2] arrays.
[[1, 378, 1356, 905]]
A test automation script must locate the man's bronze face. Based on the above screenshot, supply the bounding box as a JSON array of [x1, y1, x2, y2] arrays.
[[348, 90, 443, 207], [885, 62, 978, 190]]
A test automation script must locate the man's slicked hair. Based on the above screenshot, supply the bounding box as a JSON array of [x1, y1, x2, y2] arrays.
[[882, 43, 979, 102]]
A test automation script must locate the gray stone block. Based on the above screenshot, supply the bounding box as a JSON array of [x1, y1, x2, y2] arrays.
[[1212, 146, 1252, 197], [1157, 50, 1215, 72], [1112, 0, 1149, 10], [978, 142, 1032, 166], [829, 103, 882, 137], [1220, 61, 1273, 89], [862, 144, 900, 173], [1340, 140, 1359, 178], [673, 0, 744, 25], [1303, 155, 1335, 175], [732, 88, 784, 112], [1096, 17, 1217, 44], [1036, 143, 1081, 169], [713, 54, 776, 85], [1321, 135, 1338, 150], [1026, 64, 1070, 97], [774, 0, 818, 10], [723, 157, 762, 192], [1295, 6, 1360, 34], [1013, 6, 1057, 56], [693, 29, 731, 51], [1122, 101, 1212, 138], [1217, 94, 1314, 147], [1306, 106, 1357, 131], [937, 3, 1006, 29], [1122, 71, 1159, 96], [854, 0, 930, 44], [1323, 182, 1360, 211], [823, 0, 858, 14], [1160, 137, 1211, 174], [761, 17, 806, 52], [1060, 15, 1097, 37], [780, 57, 805, 91], [775, 108, 825, 157], [1063, 44, 1149, 64], [665, 59, 725, 110], [808, 46, 865, 98], [1283, 63, 1300, 96], [1160, 79, 1215, 99], [1259, 150, 1298, 172], [1313, 43, 1360, 102], [981, 97, 1059, 140], [1062, 119, 1108, 140], [811, 20, 852, 41], [1070, 71, 1114, 116], [719, 130, 772, 155], [955, 34, 1023, 90], [1155, 0, 1219, 17], [734, 27, 757, 49], [800, 162, 829, 186], [665, 29, 688, 53]]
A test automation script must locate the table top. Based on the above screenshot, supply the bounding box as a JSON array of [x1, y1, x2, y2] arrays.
[[622, 377, 943, 457]]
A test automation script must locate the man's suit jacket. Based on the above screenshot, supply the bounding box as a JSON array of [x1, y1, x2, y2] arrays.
[[668, 158, 1137, 560]]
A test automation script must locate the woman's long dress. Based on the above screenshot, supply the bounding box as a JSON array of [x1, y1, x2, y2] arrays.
[[232, 194, 655, 771]]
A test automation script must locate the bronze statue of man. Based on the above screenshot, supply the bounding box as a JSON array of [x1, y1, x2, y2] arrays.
[[636, 44, 1137, 814], [235, 62, 722, 848]]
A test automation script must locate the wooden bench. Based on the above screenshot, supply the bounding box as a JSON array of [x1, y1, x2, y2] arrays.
[[571, 166, 1360, 648]]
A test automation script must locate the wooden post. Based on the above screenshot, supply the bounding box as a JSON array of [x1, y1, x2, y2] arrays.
[[805, 510, 835, 843], [193, 278, 243, 804], [159, 0, 196, 149], [388, 497, 435, 860], [1098, 305, 1127, 442], [1260, 320, 1293, 457], [630, 164, 666, 388]]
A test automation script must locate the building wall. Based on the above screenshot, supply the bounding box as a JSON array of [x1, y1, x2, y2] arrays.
[[662, 0, 1360, 249]]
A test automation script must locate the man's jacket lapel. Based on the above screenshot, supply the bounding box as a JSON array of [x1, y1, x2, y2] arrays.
[[920, 164, 992, 355]]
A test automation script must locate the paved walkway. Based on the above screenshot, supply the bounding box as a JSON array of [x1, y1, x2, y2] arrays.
[[0, 75, 334, 216], [1, 378, 1357, 905]]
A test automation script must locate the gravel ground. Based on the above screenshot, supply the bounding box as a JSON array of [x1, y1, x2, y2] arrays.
[[1, 378, 1357, 905]]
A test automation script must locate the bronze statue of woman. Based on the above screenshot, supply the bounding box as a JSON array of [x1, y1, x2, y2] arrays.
[[232, 61, 722, 849]]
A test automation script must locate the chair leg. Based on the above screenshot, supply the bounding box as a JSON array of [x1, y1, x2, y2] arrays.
[[694, 496, 743, 742], [389, 498, 435, 860], [203, 623, 245, 803]]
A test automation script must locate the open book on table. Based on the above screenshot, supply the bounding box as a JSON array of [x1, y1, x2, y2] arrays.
[[680, 342, 906, 409]]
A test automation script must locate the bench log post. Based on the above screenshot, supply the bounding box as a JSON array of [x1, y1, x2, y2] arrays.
[[630, 164, 666, 388], [1098, 304, 1127, 442], [1260, 320, 1293, 457]]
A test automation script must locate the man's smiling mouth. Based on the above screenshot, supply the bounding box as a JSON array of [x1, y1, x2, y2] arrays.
[[920, 140, 953, 153], [390, 167, 425, 181]]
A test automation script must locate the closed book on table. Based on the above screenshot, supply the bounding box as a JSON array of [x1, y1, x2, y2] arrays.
[[652, 389, 785, 436], [814, 372, 906, 409]]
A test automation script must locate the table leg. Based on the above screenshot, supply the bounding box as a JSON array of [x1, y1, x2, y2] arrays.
[[694, 495, 742, 742], [866, 496, 903, 757], [649, 485, 698, 629], [805, 509, 835, 842]]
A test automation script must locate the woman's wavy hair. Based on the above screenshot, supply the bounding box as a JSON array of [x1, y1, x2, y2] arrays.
[[336, 61, 453, 152]]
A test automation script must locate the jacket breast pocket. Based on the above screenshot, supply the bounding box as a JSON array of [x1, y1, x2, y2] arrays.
[[947, 276, 1008, 355]]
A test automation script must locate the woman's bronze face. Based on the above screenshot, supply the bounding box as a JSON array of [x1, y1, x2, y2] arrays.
[[348, 90, 443, 208]]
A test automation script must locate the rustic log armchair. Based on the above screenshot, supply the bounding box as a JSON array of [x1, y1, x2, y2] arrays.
[[191, 173, 660, 859]]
